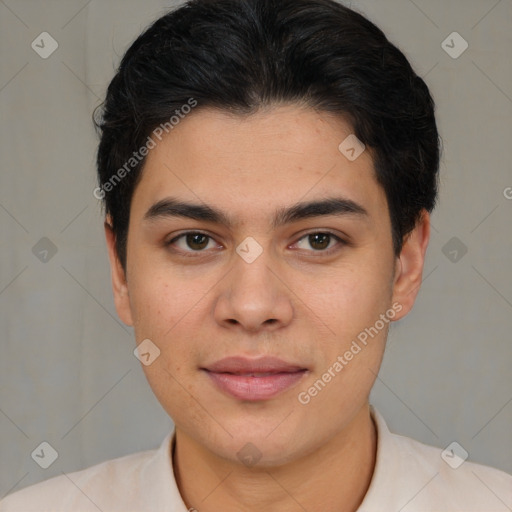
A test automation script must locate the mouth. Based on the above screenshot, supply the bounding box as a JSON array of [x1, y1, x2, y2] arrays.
[[201, 356, 309, 401]]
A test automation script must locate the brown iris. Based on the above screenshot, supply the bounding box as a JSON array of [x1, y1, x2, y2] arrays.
[[308, 233, 330, 250], [186, 233, 209, 250]]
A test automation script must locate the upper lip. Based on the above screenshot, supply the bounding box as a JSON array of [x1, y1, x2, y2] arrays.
[[203, 356, 307, 374]]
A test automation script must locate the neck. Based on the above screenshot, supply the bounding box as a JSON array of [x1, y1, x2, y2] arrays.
[[173, 403, 377, 512]]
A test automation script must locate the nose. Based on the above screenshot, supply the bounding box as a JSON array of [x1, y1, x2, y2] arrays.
[[213, 247, 294, 333]]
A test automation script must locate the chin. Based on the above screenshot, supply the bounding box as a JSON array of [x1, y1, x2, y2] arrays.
[[216, 434, 306, 469], [208, 412, 318, 467]]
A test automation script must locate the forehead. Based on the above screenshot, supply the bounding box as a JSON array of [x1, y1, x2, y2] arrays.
[[130, 105, 387, 225]]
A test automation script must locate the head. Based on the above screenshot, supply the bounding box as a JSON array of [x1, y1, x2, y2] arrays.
[[95, 0, 439, 466]]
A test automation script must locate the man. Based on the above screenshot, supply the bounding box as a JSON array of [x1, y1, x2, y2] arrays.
[[2, 0, 511, 510]]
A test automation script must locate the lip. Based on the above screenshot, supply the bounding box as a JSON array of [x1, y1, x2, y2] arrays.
[[202, 356, 308, 401]]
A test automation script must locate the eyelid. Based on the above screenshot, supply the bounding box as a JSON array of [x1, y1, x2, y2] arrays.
[[166, 230, 216, 245], [166, 229, 347, 256], [166, 230, 222, 256], [291, 230, 347, 255]]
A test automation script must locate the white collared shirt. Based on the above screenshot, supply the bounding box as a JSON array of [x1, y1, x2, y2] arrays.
[[1, 407, 511, 511]]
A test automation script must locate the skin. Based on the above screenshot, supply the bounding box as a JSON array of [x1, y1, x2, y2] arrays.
[[105, 104, 430, 512]]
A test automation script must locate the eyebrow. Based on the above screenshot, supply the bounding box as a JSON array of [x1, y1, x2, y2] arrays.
[[143, 196, 368, 229]]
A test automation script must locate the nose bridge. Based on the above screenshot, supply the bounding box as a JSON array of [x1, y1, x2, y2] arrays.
[[233, 244, 274, 293], [214, 239, 293, 331]]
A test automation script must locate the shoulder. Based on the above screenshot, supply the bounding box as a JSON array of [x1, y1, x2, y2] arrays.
[[0, 432, 181, 512], [393, 432, 512, 510], [0, 450, 156, 512], [361, 407, 512, 512]]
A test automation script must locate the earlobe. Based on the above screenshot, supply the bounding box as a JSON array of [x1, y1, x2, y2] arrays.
[[104, 218, 134, 327], [391, 210, 431, 321]]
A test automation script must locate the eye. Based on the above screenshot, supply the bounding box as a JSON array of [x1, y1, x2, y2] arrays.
[[293, 232, 345, 254], [166, 232, 219, 254]]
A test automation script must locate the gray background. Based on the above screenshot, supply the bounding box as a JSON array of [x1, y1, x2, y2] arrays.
[[1, 0, 511, 498]]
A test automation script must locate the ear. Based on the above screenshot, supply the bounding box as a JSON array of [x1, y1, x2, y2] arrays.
[[104, 217, 134, 326], [391, 210, 431, 321]]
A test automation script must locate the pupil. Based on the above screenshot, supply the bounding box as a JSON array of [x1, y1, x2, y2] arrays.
[[187, 233, 208, 250], [310, 233, 330, 250]]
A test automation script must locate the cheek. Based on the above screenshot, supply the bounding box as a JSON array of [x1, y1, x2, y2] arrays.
[[306, 259, 393, 335], [128, 269, 211, 392], [131, 276, 201, 406], [128, 267, 202, 338]]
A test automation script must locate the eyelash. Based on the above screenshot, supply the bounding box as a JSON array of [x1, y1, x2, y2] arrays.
[[165, 231, 346, 258]]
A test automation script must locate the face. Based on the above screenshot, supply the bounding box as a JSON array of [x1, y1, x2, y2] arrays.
[[105, 104, 429, 466]]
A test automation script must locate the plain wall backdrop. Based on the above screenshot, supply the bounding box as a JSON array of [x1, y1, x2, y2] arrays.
[[1, 0, 511, 497]]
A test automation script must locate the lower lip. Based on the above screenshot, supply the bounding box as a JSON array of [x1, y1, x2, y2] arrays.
[[204, 370, 307, 401]]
